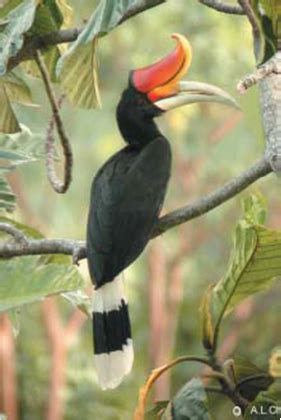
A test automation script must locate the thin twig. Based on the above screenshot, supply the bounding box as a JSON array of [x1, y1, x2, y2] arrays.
[[0, 158, 272, 260], [0, 223, 28, 244], [34, 51, 73, 193], [199, 0, 244, 14], [237, 60, 275, 94], [237, 0, 259, 33], [238, 0, 261, 59]]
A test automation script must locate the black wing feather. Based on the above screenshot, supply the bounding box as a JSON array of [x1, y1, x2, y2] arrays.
[[87, 137, 171, 287]]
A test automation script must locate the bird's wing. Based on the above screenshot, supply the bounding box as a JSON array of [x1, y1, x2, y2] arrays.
[[87, 138, 171, 286]]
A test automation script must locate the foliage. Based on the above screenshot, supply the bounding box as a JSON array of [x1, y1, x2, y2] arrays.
[[251, 0, 280, 63], [139, 195, 281, 418], [0, 0, 280, 419], [202, 194, 281, 352]]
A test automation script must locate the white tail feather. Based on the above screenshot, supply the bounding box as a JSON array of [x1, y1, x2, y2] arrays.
[[92, 277, 134, 390]]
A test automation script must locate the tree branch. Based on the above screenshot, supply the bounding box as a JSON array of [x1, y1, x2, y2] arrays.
[[198, 0, 244, 15], [0, 238, 85, 260], [0, 223, 28, 244], [0, 158, 272, 261], [7, 0, 166, 72], [237, 0, 261, 59], [153, 157, 272, 236]]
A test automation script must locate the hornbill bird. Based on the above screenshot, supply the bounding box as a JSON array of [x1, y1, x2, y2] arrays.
[[87, 34, 238, 389]]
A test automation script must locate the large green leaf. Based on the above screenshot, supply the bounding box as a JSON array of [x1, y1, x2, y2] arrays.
[[162, 378, 210, 420], [57, 0, 155, 108], [0, 256, 85, 312], [0, 0, 38, 76], [202, 194, 281, 351]]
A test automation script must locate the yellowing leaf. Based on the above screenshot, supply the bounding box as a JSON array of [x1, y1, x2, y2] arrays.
[[1, 72, 35, 106], [269, 348, 281, 378], [57, 0, 161, 109], [60, 40, 100, 108], [0, 84, 20, 133], [0, 175, 16, 212]]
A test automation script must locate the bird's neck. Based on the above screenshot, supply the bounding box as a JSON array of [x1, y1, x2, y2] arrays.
[[117, 117, 162, 148], [116, 87, 164, 148]]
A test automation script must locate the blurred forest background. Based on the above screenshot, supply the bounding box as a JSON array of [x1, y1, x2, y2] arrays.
[[1, 1, 281, 419]]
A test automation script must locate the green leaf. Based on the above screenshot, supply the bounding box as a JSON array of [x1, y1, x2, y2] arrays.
[[0, 256, 85, 312], [0, 84, 20, 133], [0, 0, 38, 76], [242, 193, 267, 225], [8, 308, 21, 337], [202, 194, 281, 351], [163, 378, 210, 420], [0, 126, 45, 166], [232, 356, 273, 402], [1, 72, 35, 106], [0, 0, 23, 19], [244, 380, 281, 419], [62, 290, 92, 317], [251, 0, 280, 63], [0, 176, 16, 212], [56, 0, 144, 108]]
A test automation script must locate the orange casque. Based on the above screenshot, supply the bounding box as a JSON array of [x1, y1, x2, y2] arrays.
[[131, 33, 192, 102]]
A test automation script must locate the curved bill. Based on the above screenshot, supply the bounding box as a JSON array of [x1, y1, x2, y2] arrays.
[[154, 81, 240, 111]]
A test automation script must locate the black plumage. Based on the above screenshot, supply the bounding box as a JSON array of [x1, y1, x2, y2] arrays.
[[86, 84, 172, 389], [87, 86, 172, 286]]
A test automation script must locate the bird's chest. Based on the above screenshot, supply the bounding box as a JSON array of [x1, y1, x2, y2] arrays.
[[97, 139, 171, 195]]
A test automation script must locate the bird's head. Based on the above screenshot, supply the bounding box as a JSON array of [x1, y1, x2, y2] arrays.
[[117, 34, 238, 145]]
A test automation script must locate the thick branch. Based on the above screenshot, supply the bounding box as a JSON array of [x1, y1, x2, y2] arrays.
[[199, 0, 244, 14], [0, 238, 85, 259], [7, 0, 166, 72], [0, 158, 272, 261]]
